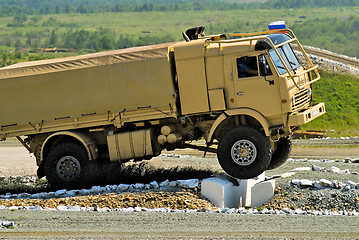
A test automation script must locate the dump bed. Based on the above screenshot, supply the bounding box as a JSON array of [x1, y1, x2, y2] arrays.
[[0, 43, 176, 135]]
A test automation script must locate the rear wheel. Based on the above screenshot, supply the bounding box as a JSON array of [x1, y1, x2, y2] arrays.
[[217, 126, 271, 179], [267, 136, 292, 170], [44, 142, 96, 189]]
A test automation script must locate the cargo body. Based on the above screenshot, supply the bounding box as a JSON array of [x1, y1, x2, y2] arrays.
[[0, 27, 325, 188]]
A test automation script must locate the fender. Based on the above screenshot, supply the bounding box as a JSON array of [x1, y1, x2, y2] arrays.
[[206, 108, 270, 143], [40, 131, 98, 164]]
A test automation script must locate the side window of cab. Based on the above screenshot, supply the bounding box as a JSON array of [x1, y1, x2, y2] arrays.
[[236, 56, 258, 78]]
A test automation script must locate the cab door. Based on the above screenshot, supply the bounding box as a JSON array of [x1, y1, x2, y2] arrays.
[[233, 54, 282, 117]]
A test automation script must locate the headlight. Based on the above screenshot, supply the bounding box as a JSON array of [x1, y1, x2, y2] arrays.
[[308, 88, 312, 97], [292, 96, 295, 105]]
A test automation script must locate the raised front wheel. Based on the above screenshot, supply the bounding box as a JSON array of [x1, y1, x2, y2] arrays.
[[217, 126, 271, 179]]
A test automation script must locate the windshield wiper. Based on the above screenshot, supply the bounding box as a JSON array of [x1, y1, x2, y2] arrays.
[[276, 65, 286, 70]]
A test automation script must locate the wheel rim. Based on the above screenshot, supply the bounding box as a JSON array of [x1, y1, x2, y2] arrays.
[[56, 156, 81, 181], [231, 140, 257, 166]]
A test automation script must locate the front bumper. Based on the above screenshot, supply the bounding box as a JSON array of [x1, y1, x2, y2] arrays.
[[288, 103, 325, 126]]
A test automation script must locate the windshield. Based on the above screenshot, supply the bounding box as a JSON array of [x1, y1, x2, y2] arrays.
[[267, 34, 301, 75]]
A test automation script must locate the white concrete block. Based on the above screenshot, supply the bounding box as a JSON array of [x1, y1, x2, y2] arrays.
[[250, 180, 275, 207], [237, 173, 265, 207], [201, 173, 270, 208], [201, 177, 241, 208]]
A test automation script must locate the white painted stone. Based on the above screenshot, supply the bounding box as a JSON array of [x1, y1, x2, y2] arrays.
[[280, 172, 296, 178], [57, 205, 67, 211], [329, 166, 341, 173], [291, 167, 311, 172], [67, 206, 81, 211]]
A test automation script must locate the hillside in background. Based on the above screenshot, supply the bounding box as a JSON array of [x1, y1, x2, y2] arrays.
[[303, 71, 359, 136]]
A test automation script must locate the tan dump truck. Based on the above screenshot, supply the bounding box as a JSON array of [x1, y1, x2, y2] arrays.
[[0, 27, 325, 188]]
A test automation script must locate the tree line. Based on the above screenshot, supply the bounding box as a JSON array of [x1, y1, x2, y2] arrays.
[[5, 28, 175, 52]]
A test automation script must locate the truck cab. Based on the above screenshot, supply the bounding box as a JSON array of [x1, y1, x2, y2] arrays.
[[171, 27, 325, 178]]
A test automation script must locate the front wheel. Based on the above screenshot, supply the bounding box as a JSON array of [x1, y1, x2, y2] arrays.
[[217, 126, 271, 179], [44, 142, 96, 189]]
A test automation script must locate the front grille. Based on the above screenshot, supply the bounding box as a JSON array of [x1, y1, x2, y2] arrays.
[[292, 88, 310, 112]]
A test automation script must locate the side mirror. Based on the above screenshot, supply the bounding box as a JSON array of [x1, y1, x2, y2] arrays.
[[259, 57, 268, 76]]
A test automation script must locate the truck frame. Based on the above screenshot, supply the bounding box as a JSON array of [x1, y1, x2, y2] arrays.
[[0, 27, 325, 188]]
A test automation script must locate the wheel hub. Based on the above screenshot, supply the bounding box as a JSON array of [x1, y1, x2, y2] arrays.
[[231, 140, 257, 166], [56, 156, 81, 182]]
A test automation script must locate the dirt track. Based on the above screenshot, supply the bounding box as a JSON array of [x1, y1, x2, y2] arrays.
[[1, 142, 359, 177]]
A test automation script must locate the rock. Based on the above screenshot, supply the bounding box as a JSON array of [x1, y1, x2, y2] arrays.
[[351, 158, 359, 163], [319, 179, 332, 187], [149, 181, 159, 189], [134, 183, 145, 189], [331, 180, 341, 189], [346, 181, 357, 189], [299, 179, 313, 187], [55, 189, 67, 195], [160, 180, 170, 187], [312, 165, 323, 172], [177, 179, 199, 188], [291, 179, 301, 186], [116, 184, 129, 191], [313, 181, 323, 189], [1, 221, 14, 228], [329, 166, 342, 173]]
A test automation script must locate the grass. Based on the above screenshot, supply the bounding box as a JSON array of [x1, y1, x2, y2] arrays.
[[302, 70, 359, 137]]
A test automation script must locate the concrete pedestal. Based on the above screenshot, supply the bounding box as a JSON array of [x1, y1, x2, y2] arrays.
[[201, 173, 275, 208]]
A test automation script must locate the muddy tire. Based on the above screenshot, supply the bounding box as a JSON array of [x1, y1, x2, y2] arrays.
[[217, 126, 271, 179], [267, 137, 292, 170], [44, 142, 96, 189]]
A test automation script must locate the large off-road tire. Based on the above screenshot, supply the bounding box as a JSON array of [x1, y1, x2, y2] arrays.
[[267, 136, 292, 170], [217, 126, 271, 179], [44, 142, 96, 189]]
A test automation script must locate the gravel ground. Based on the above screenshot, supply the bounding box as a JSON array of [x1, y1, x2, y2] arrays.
[[0, 139, 359, 239]]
